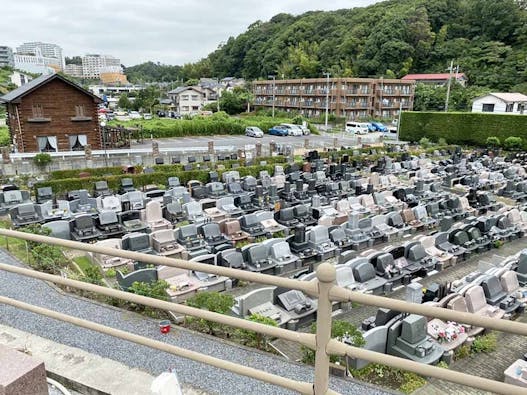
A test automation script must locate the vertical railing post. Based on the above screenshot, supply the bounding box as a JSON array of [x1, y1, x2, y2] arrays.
[[313, 262, 336, 394]]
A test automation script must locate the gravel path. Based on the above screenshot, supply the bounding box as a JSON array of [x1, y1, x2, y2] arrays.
[[0, 249, 390, 395]]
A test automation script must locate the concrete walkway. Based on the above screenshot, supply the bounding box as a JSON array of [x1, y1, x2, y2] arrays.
[[0, 324, 157, 395], [0, 249, 390, 395]]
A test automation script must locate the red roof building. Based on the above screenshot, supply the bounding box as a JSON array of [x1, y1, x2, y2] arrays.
[[402, 73, 467, 87]]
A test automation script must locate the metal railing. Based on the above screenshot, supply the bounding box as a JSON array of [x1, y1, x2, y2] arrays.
[[0, 228, 526, 395]]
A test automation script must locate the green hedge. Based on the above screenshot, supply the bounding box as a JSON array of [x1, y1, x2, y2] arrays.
[[49, 156, 288, 181], [50, 166, 144, 180], [399, 112, 527, 147], [36, 164, 282, 196]]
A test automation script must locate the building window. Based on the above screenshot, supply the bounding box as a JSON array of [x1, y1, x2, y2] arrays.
[[482, 103, 495, 112], [32, 104, 44, 118], [37, 136, 58, 152], [75, 105, 86, 117], [505, 103, 514, 113], [181, 95, 189, 101], [69, 134, 87, 151], [191, 95, 199, 100]]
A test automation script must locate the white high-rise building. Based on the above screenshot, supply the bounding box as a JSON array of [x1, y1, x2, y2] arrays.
[[0, 46, 14, 67], [82, 54, 122, 78], [13, 49, 57, 75], [16, 41, 64, 69]]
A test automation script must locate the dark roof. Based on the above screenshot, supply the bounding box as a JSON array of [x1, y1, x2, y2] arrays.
[[0, 73, 101, 104], [168, 86, 204, 95]]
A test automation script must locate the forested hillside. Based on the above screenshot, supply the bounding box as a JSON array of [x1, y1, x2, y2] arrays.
[[126, 0, 527, 93]]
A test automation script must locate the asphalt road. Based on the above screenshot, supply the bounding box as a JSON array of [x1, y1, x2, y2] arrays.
[[132, 132, 383, 152]]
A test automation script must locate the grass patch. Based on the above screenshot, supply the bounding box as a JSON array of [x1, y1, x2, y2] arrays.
[[73, 256, 94, 273], [351, 364, 426, 394], [471, 332, 497, 353], [108, 114, 318, 138]]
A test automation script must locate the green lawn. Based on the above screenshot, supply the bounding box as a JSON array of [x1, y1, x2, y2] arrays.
[[107, 113, 317, 138]]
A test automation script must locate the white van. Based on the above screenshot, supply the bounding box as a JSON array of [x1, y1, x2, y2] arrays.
[[345, 122, 369, 135]]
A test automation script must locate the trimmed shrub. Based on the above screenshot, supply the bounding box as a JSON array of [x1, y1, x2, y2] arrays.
[[419, 137, 431, 148], [400, 112, 527, 148], [504, 136, 522, 150], [33, 153, 52, 169], [486, 136, 501, 148]]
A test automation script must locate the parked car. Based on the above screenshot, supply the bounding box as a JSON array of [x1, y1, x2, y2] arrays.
[[370, 122, 388, 133], [366, 123, 376, 132], [280, 124, 303, 136], [245, 126, 264, 138], [268, 125, 289, 136], [143, 113, 153, 120], [345, 122, 369, 135], [299, 124, 310, 135], [129, 111, 142, 119], [157, 110, 166, 117]]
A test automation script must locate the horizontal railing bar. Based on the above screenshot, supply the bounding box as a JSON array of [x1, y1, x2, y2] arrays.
[[0, 295, 316, 395], [330, 287, 527, 337], [0, 229, 318, 296], [0, 263, 316, 350], [327, 339, 527, 395]]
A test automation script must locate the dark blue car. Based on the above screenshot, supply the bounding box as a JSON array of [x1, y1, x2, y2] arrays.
[[268, 125, 289, 136]]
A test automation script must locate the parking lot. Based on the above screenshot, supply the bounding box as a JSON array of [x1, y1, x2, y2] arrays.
[[133, 131, 384, 152]]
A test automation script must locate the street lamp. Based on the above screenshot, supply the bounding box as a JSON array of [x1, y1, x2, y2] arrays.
[[323, 72, 331, 130], [268, 75, 276, 118], [100, 121, 108, 168]]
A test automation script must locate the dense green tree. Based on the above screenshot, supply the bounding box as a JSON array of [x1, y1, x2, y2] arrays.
[[122, 0, 527, 95], [117, 94, 132, 110], [413, 82, 490, 111], [218, 87, 253, 114], [65, 56, 82, 65]]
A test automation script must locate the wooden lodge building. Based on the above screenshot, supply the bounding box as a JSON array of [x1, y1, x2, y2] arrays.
[[0, 73, 102, 153]]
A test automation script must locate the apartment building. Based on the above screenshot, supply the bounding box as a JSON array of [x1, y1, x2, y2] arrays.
[[253, 77, 415, 120], [13, 52, 58, 75], [64, 64, 84, 78], [16, 42, 64, 69], [0, 46, 14, 68], [82, 54, 122, 79]]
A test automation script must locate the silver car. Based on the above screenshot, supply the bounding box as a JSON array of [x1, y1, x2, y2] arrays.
[[245, 126, 264, 138]]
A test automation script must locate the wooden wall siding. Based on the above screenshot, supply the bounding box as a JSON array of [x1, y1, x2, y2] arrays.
[[12, 79, 101, 152]]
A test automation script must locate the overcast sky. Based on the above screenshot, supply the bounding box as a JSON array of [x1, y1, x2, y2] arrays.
[[1, 0, 380, 66]]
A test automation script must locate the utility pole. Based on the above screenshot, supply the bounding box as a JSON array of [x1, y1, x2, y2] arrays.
[[396, 101, 403, 142], [379, 75, 384, 120], [323, 72, 331, 130], [216, 78, 221, 112], [445, 60, 454, 112], [268, 75, 276, 118]]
